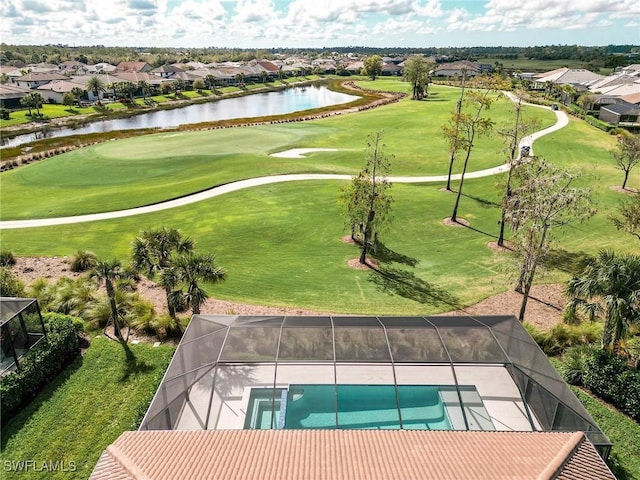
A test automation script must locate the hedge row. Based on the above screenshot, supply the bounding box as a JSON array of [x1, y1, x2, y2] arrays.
[[561, 347, 640, 422], [0, 313, 81, 424], [584, 349, 640, 422]]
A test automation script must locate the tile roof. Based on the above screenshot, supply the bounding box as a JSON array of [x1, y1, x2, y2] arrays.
[[90, 430, 614, 480]]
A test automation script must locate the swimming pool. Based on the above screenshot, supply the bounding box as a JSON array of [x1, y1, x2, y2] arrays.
[[244, 385, 458, 430]]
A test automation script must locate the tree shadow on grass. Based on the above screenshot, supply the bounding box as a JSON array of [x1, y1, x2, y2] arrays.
[[371, 242, 419, 267], [461, 192, 501, 208], [0, 356, 84, 449], [543, 248, 593, 275], [119, 342, 153, 382], [368, 265, 460, 310]]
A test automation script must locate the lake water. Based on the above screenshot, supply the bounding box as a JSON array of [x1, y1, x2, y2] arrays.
[[1, 85, 358, 148]]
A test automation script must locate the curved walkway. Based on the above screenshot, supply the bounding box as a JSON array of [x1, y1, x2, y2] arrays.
[[0, 99, 568, 230]]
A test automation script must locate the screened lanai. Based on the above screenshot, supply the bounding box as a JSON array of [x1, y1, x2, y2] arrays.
[[140, 315, 611, 457]]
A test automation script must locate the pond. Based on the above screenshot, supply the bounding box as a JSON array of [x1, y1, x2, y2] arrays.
[[1, 85, 358, 148]]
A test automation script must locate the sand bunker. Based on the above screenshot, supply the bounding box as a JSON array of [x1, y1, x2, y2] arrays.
[[269, 148, 339, 158]]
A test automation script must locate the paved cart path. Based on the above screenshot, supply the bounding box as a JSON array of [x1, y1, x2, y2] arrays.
[[0, 98, 567, 230]]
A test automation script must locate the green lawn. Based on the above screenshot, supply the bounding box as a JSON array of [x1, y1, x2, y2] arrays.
[[0, 337, 175, 480], [0, 83, 555, 220], [0, 78, 636, 314], [572, 388, 640, 480]]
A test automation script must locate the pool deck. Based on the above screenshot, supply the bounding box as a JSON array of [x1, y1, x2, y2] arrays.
[[175, 363, 538, 432]]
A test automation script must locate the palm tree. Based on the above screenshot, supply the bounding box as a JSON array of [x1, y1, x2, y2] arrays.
[[172, 252, 226, 315], [565, 250, 640, 353], [130, 227, 193, 320], [138, 80, 151, 101], [90, 258, 126, 341], [86, 76, 105, 101]]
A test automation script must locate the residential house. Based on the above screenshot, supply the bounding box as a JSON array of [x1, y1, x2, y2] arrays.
[[85, 63, 117, 74], [58, 60, 87, 74], [12, 72, 67, 89], [90, 314, 614, 479], [381, 62, 402, 76], [69, 73, 123, 101], [432, 60, 483, 78], [151, 64, 183, 78], [532, 67, 603, 89], [37, 80, 84, 104], [114, 61, 153, 73], [0, 83, 32, 108], [599, 101, 640, 126]]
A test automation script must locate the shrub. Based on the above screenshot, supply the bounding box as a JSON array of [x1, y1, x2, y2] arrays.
[[584, 349, 640, 422], [0, 313, 80, 423], [525, 321, 602, 356], [0, 267, 25, 297], [559, 344, 596, 386], [69, 250, 98, 272], [0, 250, 16, 266]]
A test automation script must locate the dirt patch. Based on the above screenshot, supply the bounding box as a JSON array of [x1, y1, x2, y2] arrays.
[[342, 235, 357, 244], [11, 256, 567, 331], [347, 258, 378, 270], [610, 185, 638, 194], [442, 217, 469, 227], [487, 241, 515, 252]]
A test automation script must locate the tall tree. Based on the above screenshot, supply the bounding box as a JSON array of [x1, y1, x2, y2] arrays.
[[444, 68, 467, 191], [363, 55, 383, 81], [90, 258, 126, 341], [130, 227, 194, 320], [611, 132, 640, 190], [505, 157, 596, 321], [496, 93, 539, 246], [171, 252, 226, 315], [565, 250, 640, 353], [340, 131, 393, 265], [610, 194, 640, 242], [443, 77, 497, 223], [87, 75, 105, 100], [403, 55, 433, 100]]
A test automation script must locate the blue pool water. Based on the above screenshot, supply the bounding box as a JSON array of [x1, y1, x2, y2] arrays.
[[245, 385, 453, 430]]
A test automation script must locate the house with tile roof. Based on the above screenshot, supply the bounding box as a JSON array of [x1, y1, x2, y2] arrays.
[[12, 72, 68, 89], [0, 83, 32, 108], [114, 61, 152, 73], [91, 314, 614, 479], [599, 101, 640, 126], [36, 80, 84, 104], [533, 67, 603, 89], [432, 60, 483, 78]]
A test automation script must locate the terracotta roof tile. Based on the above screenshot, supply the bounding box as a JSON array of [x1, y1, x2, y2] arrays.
[[89, 430, 614, 480]]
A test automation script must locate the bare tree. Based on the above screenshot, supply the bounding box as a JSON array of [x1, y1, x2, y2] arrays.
[[340, 131, 393, 265], [444, 68, 467, 192], [505, 157, 596, 321], [496, 92, 540, 246], [443, 77, 499, 223]]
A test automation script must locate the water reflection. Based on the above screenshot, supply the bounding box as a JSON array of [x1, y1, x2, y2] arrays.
[[1, 85, 357, 148]]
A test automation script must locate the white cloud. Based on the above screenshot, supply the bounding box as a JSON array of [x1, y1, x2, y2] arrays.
[[0, 0, 637, 48]]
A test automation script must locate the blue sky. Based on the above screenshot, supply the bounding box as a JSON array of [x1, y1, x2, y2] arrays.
[[2, 0, 639, 48]]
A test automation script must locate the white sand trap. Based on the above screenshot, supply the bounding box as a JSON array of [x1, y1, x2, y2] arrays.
[[270, 148, 339, 158]]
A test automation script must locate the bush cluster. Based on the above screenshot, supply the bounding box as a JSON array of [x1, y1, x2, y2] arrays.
[[0, 313, 81, 424], [584, 349, 640, 422], [561, 347, 640, 422], [525, 322, 602, 356]]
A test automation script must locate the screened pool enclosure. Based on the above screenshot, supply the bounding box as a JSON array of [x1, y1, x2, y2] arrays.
[[0, 297, 46, 375], [140, 315, 611, 457]]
